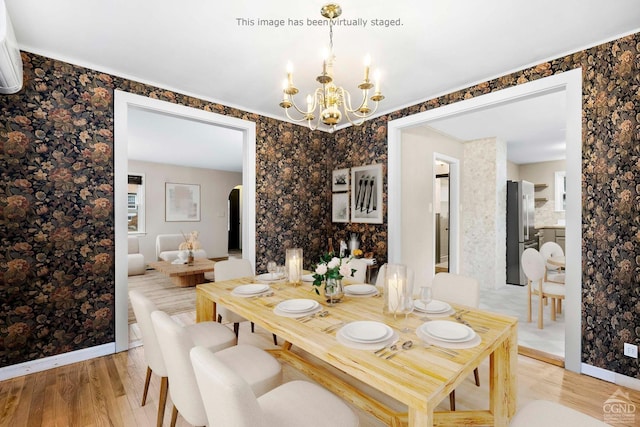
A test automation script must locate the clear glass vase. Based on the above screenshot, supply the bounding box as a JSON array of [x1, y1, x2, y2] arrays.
[[324, 277, 344, 305]]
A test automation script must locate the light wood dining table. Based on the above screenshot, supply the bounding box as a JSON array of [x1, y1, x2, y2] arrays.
[[196, 278, 518, 427]]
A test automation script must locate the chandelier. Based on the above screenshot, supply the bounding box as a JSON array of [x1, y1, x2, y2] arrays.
[[279, 3, 384, 132]]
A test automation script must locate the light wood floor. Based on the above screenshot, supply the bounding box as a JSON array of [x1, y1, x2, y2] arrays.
[[1, 311, 638, 427]]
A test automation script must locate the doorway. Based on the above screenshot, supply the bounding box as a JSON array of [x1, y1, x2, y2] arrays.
[[113, 91, 257, 352], [388, 69, 582, 372], [434, 163, 450, 274], [228, 186, 242, 252]]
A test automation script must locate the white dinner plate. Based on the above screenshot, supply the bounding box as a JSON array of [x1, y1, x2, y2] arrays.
[[233, 284, 270, 295], [255, 272, 285, 282], [276, 299, 319, 313], [340, 321, 393, 343], [302, 274, 315, 282], [418, 320, 474, 342], [344, 284, 377, 295], [413, 299, 451, 314]]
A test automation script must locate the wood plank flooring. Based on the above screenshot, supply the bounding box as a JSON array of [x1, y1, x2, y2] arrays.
[[1, 311, 638, 426]]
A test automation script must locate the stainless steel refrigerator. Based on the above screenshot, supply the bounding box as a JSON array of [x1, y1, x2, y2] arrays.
[[506, 180, 538, 285]]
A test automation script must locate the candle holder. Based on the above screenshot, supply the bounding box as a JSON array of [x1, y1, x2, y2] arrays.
[[285, 248, 303, 286], [383, 264, 411, 319]]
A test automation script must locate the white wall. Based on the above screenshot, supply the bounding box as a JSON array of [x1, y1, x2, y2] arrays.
[[519, 159, 566, 227], [400, 127, 464, 287], [462, 137, 507, 290], [128, 160, 241, 263]]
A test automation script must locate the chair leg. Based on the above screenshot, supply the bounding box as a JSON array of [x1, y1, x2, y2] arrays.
[[170, 404, 179, 427], [217, 314, 222, 323], [557, 298, 562, 314], [157, 376, 169, 427], [251, 322, 255, 333], [550, 298, 557, 321], [474, 367, 480, 387], [272, 334, 278, 346], [527, 281, 532, 323], [538, 291, 544, 329], [449, 390, 456, 411], [233, 322, 240, 337], [141, 366, 152, 406]]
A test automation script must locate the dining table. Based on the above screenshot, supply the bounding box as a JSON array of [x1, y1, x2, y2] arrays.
[[196, 278, 518, 427]]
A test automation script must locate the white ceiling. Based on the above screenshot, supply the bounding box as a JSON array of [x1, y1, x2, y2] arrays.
[[5, 0, 639, 167], [127, 106, 244, 172]]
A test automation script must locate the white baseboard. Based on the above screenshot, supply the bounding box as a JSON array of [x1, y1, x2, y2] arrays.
[[582, 363, 640, 391], [0, 343, 115, 381]]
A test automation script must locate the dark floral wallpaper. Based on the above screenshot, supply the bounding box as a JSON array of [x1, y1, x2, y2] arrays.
[[0, 52, 331, 367], [1, 31, 638, 379], [333, 33, 639, 378]]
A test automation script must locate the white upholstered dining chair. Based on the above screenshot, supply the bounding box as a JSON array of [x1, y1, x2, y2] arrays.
[[214, 258, 278, 345], [539, 241, 565, 284], [190, 345, 359, 427], [521, 248, 566, 330], [129, 290, 238, 427], [431, 272, 481, 411], [151, 310, 283, 427]]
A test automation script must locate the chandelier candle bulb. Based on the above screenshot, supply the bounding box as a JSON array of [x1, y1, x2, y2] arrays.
[[286, 62, 294, 86], [364, 54, 371, 81]]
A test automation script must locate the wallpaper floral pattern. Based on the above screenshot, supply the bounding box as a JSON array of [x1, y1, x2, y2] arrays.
[[0, 53, 331, 366], [0, 31, 638, 380]]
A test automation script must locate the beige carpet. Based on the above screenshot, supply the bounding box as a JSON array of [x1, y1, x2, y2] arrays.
[[127, 269, 199, 324]]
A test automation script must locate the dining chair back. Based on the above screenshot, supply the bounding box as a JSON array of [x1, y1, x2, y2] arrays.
[[431, 272, 480, 308], [214, 258, 254, 335], [190, 346, 359, 427], [348, 258, 368, 283], [539, 241, 565, 283], [430, 272, 481, 411], [151, 310, 210, 426], [129, 290, 170, 426], [521, 248, 565, 329]]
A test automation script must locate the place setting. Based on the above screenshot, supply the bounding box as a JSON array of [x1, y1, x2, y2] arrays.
[[416, 319, 481, 349], [335, 320, 398, 350], [343, 284, 379, 298], [413, 286, 455, 318], [255, 261, 286, 283], [273, 298, 322, 318], [230, 283, 273, 298]]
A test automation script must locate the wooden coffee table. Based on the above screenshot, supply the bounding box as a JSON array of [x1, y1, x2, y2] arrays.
[[149, 258, 215, 287]]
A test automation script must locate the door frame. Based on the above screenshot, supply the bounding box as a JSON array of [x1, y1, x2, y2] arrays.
[[433, 154, 460, 274], [388, 68, 582, 372], [113, 90, 256, 352]]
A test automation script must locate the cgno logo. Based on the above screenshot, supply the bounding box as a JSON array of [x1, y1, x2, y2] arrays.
[[603, 389, 636, 424]]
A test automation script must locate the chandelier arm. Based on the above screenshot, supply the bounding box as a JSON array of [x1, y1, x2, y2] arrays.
[[339, 87, 370, 115], [347, 100, 381, 120]]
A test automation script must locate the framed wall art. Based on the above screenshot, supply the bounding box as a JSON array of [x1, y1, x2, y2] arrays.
[[332, 192, 349, 223], [165, 182, 201, 221], [332, 168, 349, 192], [351, 164, 383, 224]]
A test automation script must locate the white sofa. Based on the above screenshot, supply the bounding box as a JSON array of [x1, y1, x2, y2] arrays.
[[155, 234, 208, 262], [128, 236, 146, 276]]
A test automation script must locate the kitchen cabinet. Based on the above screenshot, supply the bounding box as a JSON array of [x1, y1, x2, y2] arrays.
[[538, 227, 565, 252]]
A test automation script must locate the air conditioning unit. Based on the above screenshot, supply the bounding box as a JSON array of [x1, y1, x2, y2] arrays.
[[0, 0, 23, 94]]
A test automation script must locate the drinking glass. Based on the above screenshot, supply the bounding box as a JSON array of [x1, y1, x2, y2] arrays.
[[420, 286, 433, 310], [400, 294, 414, 332], [267, 260, 277, 278]]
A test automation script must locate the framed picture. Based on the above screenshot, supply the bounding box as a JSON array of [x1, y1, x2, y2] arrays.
[[332, 193, 349, 223], [332, 168, 349, 192], [165, 182, 201, 221], [351, 164, 383, 224]]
